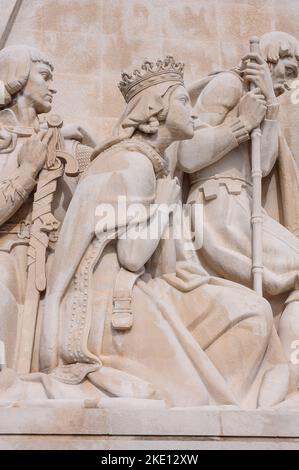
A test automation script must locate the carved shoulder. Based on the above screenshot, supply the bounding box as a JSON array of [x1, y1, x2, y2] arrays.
[[84, 146, 157, 201], [116, 149, 156, 183], [195, 72, 244, 126], [109, 148, 157, 202]]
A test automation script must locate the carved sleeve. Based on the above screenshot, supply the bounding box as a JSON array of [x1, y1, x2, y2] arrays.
[[178, 73, 248, 173], [75, 144, 93, 174], [178, 117, 249, 173], [0, 167, 36, 226], [260, 102, 280, 176]]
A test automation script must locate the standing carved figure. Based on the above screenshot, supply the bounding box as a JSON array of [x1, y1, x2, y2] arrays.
[[178, 32, 299, 386], [0, 46, 93, 370]]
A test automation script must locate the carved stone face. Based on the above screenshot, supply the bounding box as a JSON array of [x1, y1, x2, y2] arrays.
[[164, 85, 194, 140], [271, 56, 299, 96], [21, 61, 56, 114]]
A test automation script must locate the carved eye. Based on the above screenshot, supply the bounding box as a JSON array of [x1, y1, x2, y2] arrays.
[[286, 66, 296, 78], [41, 71, 50, 80]]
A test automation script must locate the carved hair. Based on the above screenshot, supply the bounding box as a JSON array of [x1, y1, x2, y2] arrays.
[[0, 45, 53, 109], [260, 31, 299, 65], [137, 85, 177, 134]]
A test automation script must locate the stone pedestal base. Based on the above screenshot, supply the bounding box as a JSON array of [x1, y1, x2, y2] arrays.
[[1, 404, 299, 449]]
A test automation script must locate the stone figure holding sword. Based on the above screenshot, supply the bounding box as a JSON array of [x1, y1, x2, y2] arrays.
[[0, 45, 94, 372]]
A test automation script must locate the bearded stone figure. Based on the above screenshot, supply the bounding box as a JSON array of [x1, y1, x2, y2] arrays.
[[0, 45, 94, 372], [0, 56, 293, 410]]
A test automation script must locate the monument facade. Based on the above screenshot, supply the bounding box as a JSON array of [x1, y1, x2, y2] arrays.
[[0, 0, 299, 450]]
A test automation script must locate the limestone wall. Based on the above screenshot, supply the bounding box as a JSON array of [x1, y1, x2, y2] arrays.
[[1, 0, 299, 158]]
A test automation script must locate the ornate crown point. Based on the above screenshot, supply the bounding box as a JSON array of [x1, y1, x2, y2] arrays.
[[118, 56, 184, 103]]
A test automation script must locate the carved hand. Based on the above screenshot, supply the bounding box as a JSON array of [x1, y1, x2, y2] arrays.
[[18, 130, 53, 178], [62, 124, 84, 142], [62, 123, 96, 147], [241, 52, 276, 104], [155, 175, 181, 210], [238, 89, 267, 133]]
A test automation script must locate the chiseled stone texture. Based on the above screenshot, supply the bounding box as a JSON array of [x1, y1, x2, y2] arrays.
[[2, 0, 299, 164], [1, 0, 299, 450], [0, 1, 17, 38], [0, 406, 299, 449]]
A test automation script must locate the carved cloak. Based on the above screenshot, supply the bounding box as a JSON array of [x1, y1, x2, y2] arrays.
[[36, 139, 289, 409]]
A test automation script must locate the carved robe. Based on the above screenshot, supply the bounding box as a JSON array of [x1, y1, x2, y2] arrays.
[[33, 138, 289, 409], [0, 80, 289, 409]]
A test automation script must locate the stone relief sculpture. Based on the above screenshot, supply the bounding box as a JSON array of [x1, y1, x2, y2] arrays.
[[0, 55, 296, 411], [0, 45, 94, 373], [178, 31, 299, 387], [0, 30, 299, 415]]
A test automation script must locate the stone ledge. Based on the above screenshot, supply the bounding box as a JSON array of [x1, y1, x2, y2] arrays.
[[1, 435, 299, 450], [1, 404, 299, 438]]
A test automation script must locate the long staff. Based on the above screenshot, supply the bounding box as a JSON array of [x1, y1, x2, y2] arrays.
[[249, 36, 263, 296]]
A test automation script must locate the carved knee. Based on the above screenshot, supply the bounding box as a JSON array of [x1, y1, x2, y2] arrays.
[[249, 296, 273, 340], [279, 302, 299, 356]]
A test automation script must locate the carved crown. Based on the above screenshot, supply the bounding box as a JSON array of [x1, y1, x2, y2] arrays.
[[118, 56, 184, 103]]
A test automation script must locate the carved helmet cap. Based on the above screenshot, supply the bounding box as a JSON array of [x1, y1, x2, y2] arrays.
[[118, 56, 184, 103]]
